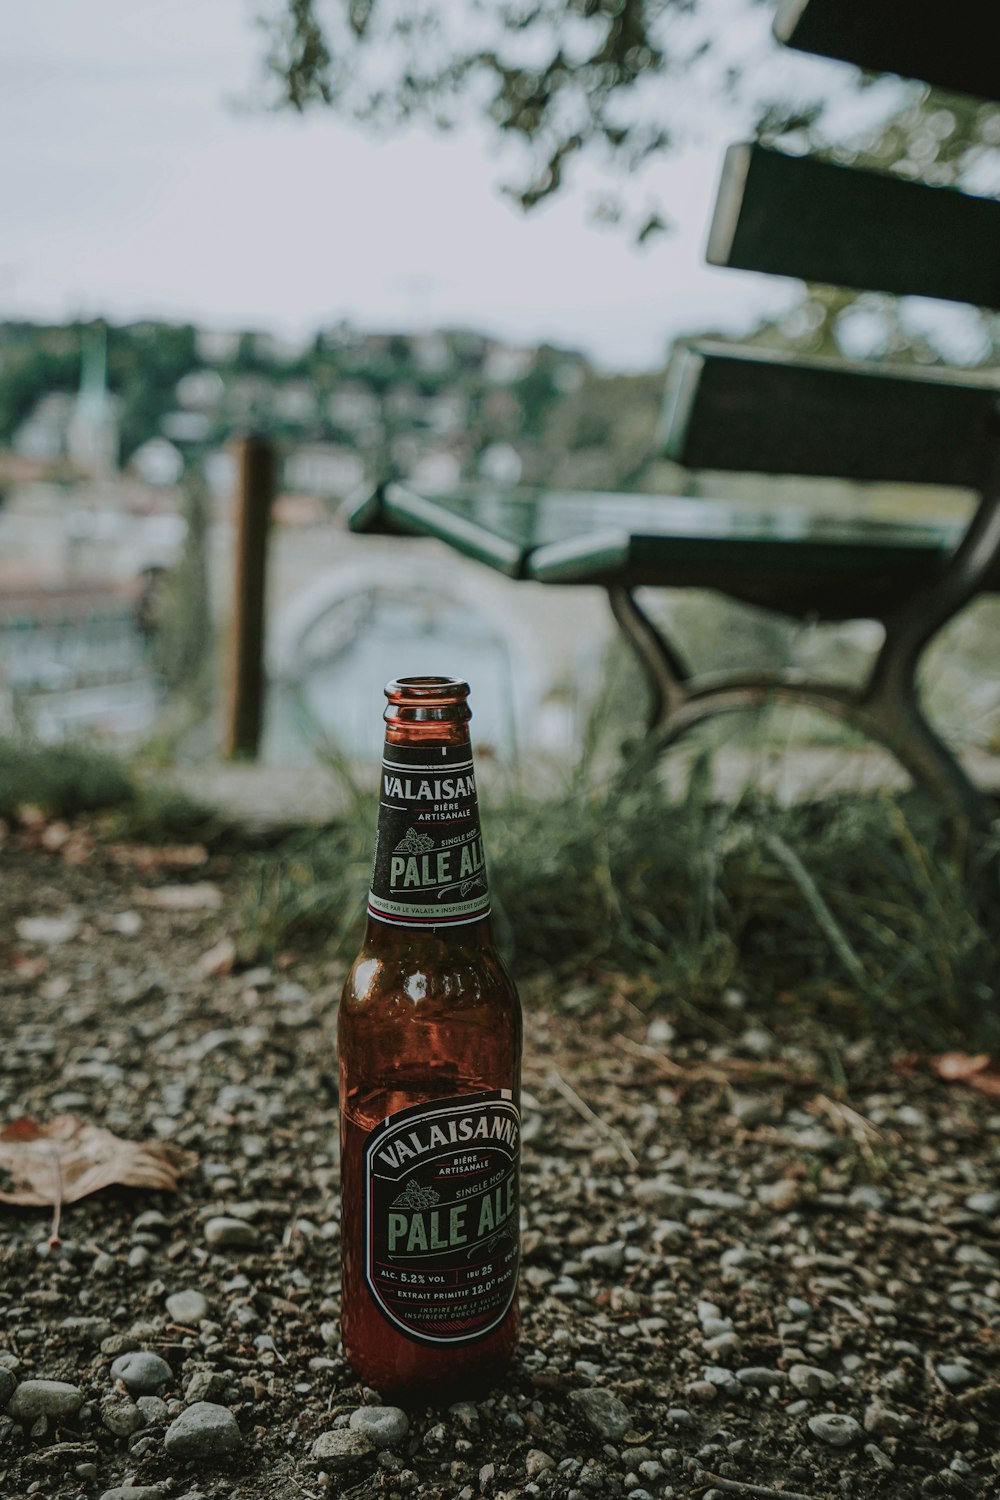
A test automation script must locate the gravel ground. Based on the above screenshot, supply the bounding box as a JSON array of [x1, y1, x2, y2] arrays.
[[1, 822, 1000, 1500]]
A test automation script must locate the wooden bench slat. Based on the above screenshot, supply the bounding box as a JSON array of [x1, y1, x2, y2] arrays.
[[709, 143, 1000, 310], [661, 341, 1000, 486], [774, 0, 1000, 102]]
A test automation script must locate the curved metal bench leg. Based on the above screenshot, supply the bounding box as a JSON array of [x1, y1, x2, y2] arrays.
[[607, 585, 690, 732], [606, 585, 993, 830]]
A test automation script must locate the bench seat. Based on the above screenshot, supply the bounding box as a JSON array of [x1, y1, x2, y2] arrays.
[[349, 483, 970, 619]]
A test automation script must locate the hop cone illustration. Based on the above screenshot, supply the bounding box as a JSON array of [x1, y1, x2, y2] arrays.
[[393, 1179, 441, 1209], [395, 826, 435, 855]]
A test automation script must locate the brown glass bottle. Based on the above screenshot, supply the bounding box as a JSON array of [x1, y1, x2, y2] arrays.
[[338, 677, 522, 1395]]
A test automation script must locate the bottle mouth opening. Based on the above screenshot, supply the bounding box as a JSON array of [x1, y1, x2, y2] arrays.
[[385, 677, 470, 701]]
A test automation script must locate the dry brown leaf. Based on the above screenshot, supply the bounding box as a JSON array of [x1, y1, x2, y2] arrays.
[[0, 1116, 195, 1209], [931, 1052, 1000, 1099]]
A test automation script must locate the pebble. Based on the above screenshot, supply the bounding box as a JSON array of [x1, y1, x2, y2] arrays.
[[786, 1298, 813, 1320], [166, 1290, 209, 1324], [736, 1366, 784, 1389], [204, 1216, 261, 1249], [101, 1392, 145, 1436], [311, 1428, 375, 1468], [756, 1179, 800, 1211], [866, 1443, 895, 1471], [729, 1092, 772, 1126], [937, 1363, 976, 1388], [526, 1449, 555, 1477], [164, 1401, 242, 1459], [185, 1371, 230, 1404], [133, 1210, 170, 1236], [965, 1190, 1000, 1216], [0, 1368, 15, 1407], [98, 1489, 167, 1500], [581, 1242, 626, 1273], [349, 1405, 410, 1446], [9, 1379, 83, 1423], [61, 1315, 113, 1344], [807, 1413, 862, 1448], [720, 1246, 765, 1273], [137, 1395, 169, 1424], [567, 1387, 632, 1440], [111, 1350, 173, 1395], [788, 1364, 837, 1397]]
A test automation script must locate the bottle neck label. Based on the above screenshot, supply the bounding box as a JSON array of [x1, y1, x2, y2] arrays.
[[368, 741, 491, 929], [363, 1090, 520, 1345]]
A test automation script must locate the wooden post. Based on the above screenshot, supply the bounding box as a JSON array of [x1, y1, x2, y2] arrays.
[[225, 433, 276, 760]]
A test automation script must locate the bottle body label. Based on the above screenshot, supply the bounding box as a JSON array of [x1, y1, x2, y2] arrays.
[[362, 1091, 520, 1345], [369, 741, 491, 928]]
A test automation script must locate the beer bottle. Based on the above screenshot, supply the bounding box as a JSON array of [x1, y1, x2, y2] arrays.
[[338, 677, 522, 1393]]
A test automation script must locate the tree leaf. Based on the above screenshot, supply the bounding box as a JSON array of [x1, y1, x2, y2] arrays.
[[0, 1116, 196, 1208]]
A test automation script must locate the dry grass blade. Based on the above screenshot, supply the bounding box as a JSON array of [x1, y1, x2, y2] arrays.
[[615, 1035, 820, 1089], [0, 1116, 195, 1209], [812, 1094, 884, 1162], [544, 1066, 640, 1170]]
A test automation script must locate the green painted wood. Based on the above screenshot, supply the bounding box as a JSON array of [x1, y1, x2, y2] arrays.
[[709, 143, 1000, 309], [661, 341, 1000, 485], [775, 0, 1000, 103]]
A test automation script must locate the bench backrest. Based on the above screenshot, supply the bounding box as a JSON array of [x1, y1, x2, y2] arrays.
[[665, 0, 1000, 490]]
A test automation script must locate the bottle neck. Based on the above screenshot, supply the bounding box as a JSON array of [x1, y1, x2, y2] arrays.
[[366, 724, 493, 940]]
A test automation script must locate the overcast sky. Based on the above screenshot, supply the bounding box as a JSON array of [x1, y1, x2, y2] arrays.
[[1, 0, 876, 369]]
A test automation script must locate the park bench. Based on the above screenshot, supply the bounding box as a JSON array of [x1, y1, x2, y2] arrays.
[[349, 0, 1000, 827]]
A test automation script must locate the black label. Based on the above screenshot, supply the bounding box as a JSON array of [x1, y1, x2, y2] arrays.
[[363, 1091, 520, 1345], [369, 742, 490, 928]]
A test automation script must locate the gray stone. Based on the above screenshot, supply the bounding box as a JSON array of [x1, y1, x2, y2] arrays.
[[0, 1368, 14, 1408], [166, 1290, 209, 1324], [863, 1402, 911, 1438], [133, 1209, 170, 1236], [736, 1366, 784, 1389], [98, 1489, 168, 1500], [568, 1387, 632, 1440], [349, 1405, 409, 1446], [966, 1190, 1000, 1216], [580, 1242, 626, 1273], [937, 1363, 976, 1388], [185, 1370, 230, 1404], [137, 1395, 169, 1424], [786, 1298, 813, 1320], [61, 1315, 113, 1344], [720, 1246, 766, 1273], [955, 1243, 998, 1270], [311, 1428, 375, 1468], [204, 1216, 260, 1250], [101, 1392, 145, 1436], [111, 1350, 173, 1395], [9, 1379, 83, 1423], [526, 1450, 555, 1477], [164, 1401, 242, 1460], [788, 1364, 838, 1397], [807, 1413, 862, 1448], [729, 1093, 772, 1126]]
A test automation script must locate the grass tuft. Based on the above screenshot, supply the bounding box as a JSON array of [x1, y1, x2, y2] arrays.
[[241, 747, 1000, 1052]]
